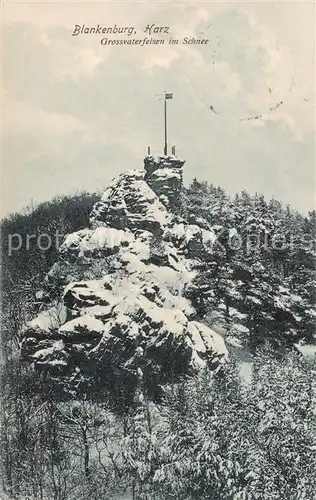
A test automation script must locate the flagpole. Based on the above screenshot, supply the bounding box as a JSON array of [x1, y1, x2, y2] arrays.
[[164, 93, 167, 156]]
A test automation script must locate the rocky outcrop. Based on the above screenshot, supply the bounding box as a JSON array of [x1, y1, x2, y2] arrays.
[[144, 156, 184, 213], [89, 169, 171, 235], [21, 156, 226, 400]]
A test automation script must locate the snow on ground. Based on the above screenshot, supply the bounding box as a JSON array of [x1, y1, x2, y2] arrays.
[[59, 315, 107, 336], [31, 340, 66, 365], [239, 361, 253, 384], [294, 343, 316, 359], [27, 304, 67, 330]]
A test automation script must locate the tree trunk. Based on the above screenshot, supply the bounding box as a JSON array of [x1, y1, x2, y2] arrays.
[[132, 480, 136, 500], [82, 426, 90, 481]]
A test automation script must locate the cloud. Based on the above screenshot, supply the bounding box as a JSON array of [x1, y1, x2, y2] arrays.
[[143, 49, 179, 73], [3, 94, 86, 137]]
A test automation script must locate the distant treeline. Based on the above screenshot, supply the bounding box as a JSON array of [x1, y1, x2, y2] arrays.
[[1, 193, 99, 289]]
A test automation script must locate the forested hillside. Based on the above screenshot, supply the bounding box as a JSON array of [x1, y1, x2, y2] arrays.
[[182, 179, 316, 349], [1, 193, 99, 340], [1, 161, 315, 500]]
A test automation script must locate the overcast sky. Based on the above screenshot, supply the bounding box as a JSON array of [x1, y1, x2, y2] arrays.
[[2, 0, 315, 216]]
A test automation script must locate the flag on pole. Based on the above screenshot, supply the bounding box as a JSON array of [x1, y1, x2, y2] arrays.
[[165, 92, 173, 99]]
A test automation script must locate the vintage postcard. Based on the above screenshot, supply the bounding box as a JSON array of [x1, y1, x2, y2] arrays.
[[1, 1, 315, 499]]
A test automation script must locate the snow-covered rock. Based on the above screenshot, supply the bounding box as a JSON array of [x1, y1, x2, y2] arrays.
[[21, 155, 226, 397], [90, 169, 171, 234], [144, 155, 184, 213]]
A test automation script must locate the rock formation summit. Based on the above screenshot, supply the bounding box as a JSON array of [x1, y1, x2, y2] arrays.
[[21, 156, 227, 397]]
